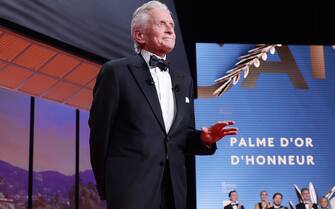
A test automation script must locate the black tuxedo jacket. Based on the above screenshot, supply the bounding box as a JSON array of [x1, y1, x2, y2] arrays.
[[296, 203, 318, 209], [224, 203, 245, 209], [89, 54, 217, 209]]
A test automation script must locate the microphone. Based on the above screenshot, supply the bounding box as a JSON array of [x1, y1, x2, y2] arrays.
[[146, 78, 155, 86], [172, 84, 180, 92]]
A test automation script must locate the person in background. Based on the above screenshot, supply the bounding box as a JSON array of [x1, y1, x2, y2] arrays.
[[269, 192, 288, 209], [319, 197, 330, 209], [224, 191, 245, 209], [255, 191, 273, 209], [296, 188, 318, 209]]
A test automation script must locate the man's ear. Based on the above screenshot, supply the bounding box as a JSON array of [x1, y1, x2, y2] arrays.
[[134, 30, 145, 45]]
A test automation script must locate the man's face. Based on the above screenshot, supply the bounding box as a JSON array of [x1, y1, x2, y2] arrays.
[[230, 192, 238, 202], [261, 192, 268, 202], [302, 190, 310, 202], [273, 195, 282, 206], [142, 8, 176, 56], [320, 198, 329, 208]]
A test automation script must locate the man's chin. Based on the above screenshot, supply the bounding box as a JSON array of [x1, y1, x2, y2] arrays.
[[162, 45, 175, 54]]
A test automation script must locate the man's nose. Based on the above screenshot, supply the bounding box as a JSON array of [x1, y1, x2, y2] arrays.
[[165, 25, 174, 35]]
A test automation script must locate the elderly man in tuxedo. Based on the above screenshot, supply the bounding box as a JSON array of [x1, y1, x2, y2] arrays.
[[89, 1, 238, 209]]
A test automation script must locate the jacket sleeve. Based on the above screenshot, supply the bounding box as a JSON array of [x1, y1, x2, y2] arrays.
[[88, 61, 119, 199], [186, 76, 217, 155]]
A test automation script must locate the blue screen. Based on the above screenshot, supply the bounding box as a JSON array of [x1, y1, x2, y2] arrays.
[[195, 43, 335, 209]]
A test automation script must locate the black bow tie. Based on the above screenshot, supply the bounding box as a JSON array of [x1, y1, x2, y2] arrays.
[[149, 55, 169, 71]]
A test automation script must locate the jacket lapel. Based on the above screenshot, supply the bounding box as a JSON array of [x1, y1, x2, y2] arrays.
[[127, 55, 166, 133], [127, 54, 187, 135], [168, 69, 186, 135]]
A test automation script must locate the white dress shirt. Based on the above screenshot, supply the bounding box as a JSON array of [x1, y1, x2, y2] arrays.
[[232, 202, 239, 209], [140, 49, 176, 133], [305, 203, 310, 209]]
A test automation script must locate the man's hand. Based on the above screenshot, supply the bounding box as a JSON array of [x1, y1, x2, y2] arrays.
[[201, 121, 238, 144]]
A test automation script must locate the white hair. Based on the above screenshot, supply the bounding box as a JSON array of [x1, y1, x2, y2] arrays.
[[131, 1, 170, 53]]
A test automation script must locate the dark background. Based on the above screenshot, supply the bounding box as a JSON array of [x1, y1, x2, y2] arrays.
[[174, 1, 334, 82]]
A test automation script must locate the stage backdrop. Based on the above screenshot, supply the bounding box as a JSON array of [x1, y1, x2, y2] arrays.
[[0, 0, 191, 75], [195, 44, 335, 209], [0, 88, 106, 209]]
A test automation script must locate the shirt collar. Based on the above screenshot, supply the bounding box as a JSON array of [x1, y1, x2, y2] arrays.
[[140, 49, 167, 70]]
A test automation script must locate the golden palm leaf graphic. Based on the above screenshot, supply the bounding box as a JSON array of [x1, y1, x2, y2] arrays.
[[198, 44, 282, 97]]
